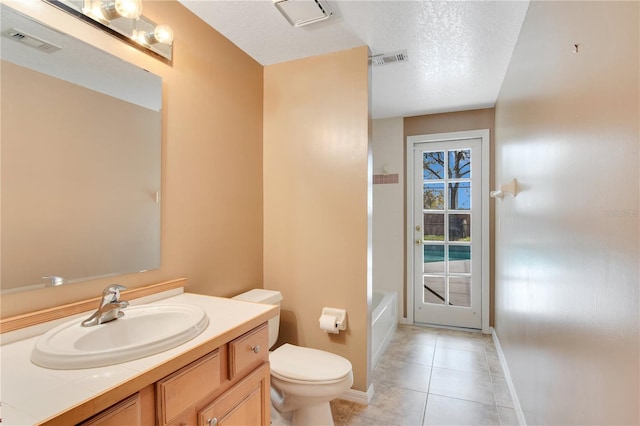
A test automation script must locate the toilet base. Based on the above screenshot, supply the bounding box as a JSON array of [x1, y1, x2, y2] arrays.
[[290, 402, 334, 426], [270, 401, 292, 426], [271, 400, 334, 426]]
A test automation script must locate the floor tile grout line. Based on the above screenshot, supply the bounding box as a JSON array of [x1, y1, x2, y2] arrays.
[[426, 391, 503, 409], [421, 335, 438, 425]]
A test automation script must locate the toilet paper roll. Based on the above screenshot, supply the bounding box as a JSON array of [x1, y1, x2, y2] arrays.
[[319, 314, 339, 334]]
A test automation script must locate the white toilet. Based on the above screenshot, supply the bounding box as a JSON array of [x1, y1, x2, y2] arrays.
[[232, 289, 353, 426]]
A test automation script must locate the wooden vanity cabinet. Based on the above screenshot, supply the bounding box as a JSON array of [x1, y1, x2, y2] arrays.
[[156, 323, 270, 426], [0, 281, 279, 426], [78, 323, 270, 426]]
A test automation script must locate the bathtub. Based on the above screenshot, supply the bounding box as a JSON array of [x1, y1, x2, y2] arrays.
[[371, 290, 398, 368]]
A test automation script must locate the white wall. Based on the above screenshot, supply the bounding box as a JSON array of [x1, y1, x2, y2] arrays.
[[494, 2, 639, 424], [371, 118, 404, 321]]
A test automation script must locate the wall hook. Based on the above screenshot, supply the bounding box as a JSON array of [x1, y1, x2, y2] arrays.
[[490, 178, 518, 200]]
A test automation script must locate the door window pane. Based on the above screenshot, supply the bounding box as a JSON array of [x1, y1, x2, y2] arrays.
[[424, 276, 445, 305], [449, 276, 471, 307], [448, 245, 471, 273], [448, 149, 471, 178], [424, 214, 444, 241], [449, 214, 471, 241], [423, 151, 444, 179], [448, 182, 471, 210], [424, 183, 444, 210], [423, 244, 444, 273]]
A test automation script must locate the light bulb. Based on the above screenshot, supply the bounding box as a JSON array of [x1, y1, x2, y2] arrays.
[[101, 0, 142, 20], [115, 0, 142, 19], [145, 24, 174, 45]]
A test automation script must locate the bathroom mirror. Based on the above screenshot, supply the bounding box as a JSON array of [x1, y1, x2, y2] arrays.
[[0, 4, 162, 294]]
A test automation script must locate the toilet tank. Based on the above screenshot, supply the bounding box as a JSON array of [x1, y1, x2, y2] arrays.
[[232, 289, 282, 349]]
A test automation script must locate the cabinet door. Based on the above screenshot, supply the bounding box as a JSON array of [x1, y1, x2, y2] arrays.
[[80, 393, 141, 426], [198, 362, 270, 426], [79, 385, 155, 426]]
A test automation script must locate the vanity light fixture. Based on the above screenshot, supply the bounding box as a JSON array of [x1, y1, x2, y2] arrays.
[[273, 0, 332, 27], [43, 0, 174, 63]]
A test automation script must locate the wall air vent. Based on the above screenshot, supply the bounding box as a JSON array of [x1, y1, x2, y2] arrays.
[[1, 28, 61, 54], [370, 50, 409, 67]]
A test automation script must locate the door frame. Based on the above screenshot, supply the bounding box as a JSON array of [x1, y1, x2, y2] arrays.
[[406, 129, 490, 333]]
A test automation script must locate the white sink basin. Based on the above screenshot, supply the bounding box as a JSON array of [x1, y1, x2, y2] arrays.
[[31, 303, 209, 369]]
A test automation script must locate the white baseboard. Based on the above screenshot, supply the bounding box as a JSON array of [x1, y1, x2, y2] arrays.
[[339, 384, 374, 405], [491, 327, 527, 426]]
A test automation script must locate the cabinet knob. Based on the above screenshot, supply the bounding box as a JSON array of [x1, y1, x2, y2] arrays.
[[251, 345, 260, 354], [208, 418, 218, 426]]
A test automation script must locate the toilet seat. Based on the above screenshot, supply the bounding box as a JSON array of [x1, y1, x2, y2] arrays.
[[270, 344, 352, 384]]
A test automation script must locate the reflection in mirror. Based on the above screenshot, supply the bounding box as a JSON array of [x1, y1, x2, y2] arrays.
[[0, 4, 162, 294]]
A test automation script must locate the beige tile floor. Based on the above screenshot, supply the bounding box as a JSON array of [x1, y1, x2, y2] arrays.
[[331, 325, 518, 426]]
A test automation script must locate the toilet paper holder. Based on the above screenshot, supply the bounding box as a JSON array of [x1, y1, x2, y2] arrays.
[[319, 307, 347, 333]]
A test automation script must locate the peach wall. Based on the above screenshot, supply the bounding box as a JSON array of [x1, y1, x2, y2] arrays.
[[404, 109, 495, 324], [494, 2, 639, 424], [0, 0, 264, 316], [263, 47, 371, 392]]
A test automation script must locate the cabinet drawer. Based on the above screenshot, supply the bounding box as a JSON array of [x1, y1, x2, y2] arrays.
[[157, 350, 221, 425], [228, 323, 268, 379]]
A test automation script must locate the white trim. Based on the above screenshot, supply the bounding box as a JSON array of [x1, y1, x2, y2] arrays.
[[481, 129, 490, 334], [406, 129, 491, 332], [339, 384, 375, 405], [491, 327, 527, 426], [405, 139, 416, 325]]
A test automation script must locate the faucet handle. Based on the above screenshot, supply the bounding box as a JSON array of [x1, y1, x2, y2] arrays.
[[102, 284, 127, 302]]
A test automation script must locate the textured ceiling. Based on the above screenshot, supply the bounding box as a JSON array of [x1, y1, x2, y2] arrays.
[[179, 0, 530, 119]]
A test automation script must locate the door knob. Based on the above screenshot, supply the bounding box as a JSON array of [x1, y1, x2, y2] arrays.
[[416, 239, 422, 245]]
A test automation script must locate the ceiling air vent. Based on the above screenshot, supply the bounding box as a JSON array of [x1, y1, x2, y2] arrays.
[[1, 28, 61, 54], [370, 50, 409, 67]]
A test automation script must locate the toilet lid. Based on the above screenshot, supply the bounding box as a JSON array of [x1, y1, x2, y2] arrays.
[[269, 344, 352, 383]]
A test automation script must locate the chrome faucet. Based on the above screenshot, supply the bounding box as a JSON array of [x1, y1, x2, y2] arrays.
[[81, 284, 129, 327]]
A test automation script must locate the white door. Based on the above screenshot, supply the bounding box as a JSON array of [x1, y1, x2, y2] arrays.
[[412, 138, 482, 329]]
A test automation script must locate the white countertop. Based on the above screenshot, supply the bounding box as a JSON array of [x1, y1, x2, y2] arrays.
[[0, 291, 275, 425]]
